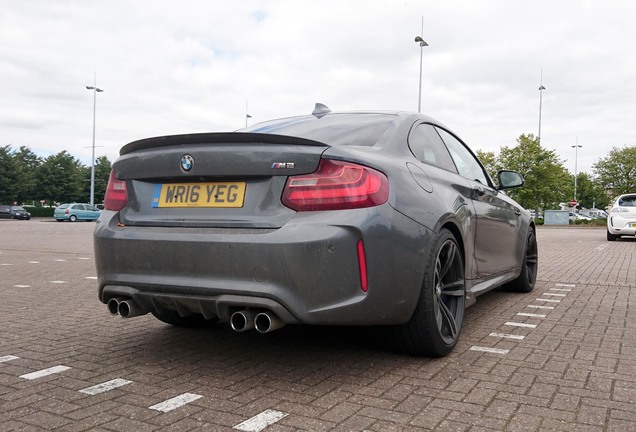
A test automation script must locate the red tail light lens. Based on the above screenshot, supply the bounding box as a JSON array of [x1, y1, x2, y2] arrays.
[[282, 159, 389, 211], [104, 170, 128, 211]]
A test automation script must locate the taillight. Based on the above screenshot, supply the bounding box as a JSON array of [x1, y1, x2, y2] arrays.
[[282, 159, 389, 211], [104, 170, 128, 211]]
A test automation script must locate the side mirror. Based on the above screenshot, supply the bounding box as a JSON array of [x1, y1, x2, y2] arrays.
[[497, 170, 524, 190]]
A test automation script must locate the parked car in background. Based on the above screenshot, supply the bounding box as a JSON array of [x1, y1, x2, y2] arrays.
[[583, 209, 609, 219], [54, 203, 101, 222], [569, 212, 592, 222], [94, 107, 537, 357], [607, 193, 636, 241], [0, 205, 31, 220]]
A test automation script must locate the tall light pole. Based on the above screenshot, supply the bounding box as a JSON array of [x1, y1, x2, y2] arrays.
[[572, 139, 582, 201], [414, 16, 428, 113], [86, 74, 103, 207], [538, 69, 546, 143]]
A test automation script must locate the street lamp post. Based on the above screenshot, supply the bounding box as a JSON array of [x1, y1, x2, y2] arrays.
[[538, 69, 546, 143], [572, 140, 582, 201], [86, 75, 104, 207], [414, 17, 428, 113]]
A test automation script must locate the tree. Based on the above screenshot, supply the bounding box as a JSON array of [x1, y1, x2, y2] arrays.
[[593, 145, 636, 196], [93, 155, 112, 204], [574, 172, 611, 210], [475, 149, 498, 181], [0, 145, 19, 203], [496, 134, 571, 211], [12, 146, 42, 204], [34, 151, 86, 205]]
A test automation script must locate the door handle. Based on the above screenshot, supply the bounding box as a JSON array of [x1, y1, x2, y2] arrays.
[[473, 186, 485, 196]]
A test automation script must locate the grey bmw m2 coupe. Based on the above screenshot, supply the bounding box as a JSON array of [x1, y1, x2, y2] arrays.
[[94, 106, 537, 357]]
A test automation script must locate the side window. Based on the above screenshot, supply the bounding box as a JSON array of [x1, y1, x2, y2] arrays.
[[408, 124, 457, 172], [435, 127, 489, 185], [75, 204, 86, 211]]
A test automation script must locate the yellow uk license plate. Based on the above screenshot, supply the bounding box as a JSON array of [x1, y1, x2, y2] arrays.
[[152, 182, 246, 208]]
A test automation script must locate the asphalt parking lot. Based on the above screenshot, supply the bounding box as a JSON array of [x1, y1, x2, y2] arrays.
[[1, 220, 635, 431]]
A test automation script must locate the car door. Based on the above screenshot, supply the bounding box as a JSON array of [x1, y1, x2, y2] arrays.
[[74, 204, 86, 219], [0, 205, 10, 219], [435, 127, 520, 277]]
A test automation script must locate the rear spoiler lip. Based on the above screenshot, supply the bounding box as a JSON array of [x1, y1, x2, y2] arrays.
[[120, 132, 329, 156]]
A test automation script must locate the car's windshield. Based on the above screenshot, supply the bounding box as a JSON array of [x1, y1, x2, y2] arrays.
[[11, 206, 25, 211], [240, 113, 396, 147]]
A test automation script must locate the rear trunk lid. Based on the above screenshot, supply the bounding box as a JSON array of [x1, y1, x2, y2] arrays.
[[114, 133, 328, 228]]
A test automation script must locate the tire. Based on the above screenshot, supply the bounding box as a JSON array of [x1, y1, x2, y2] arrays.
[[607, 229, 618, 241], [69, 215, 77, 222], [152, 309, 217, 328], [394, 228, 465, 357], [504, 227, 538, 293]]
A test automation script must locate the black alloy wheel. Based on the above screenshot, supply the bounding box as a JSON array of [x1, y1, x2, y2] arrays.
[[504, 228, 538, 293], [395, 228, 465, 357]]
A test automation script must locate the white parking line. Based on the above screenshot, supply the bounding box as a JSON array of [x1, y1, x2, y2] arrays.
[[13, 285, 30, 288], [504, 322, 537, 328], [550, 288, 572, 292], [0, 355, 20, 363], [54, 259, 66, 262], [85, 276, 98, 280], [535, 298, 561, 303], [78, 257, 91, 260], [542, 293, 566, 297], [1, 263, 13, 266], [469, 346, 509, 355], [527, 305, 554, 310], [489, 333, 525, 340], [149, 393, 203, 413], [80, 378, 132, 395], [234, 409, 290, 432], [517, 312, 546, 318], [28, 261, 40, 264], [20, 365, 71, 380], [555, 283, 575, 287], [50, 281, 67, 284]]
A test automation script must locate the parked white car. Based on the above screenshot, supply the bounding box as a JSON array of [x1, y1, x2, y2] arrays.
[[607, 194, 636, 241]]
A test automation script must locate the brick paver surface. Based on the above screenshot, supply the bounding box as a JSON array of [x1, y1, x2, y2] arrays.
[[0, 220, 634, 431]]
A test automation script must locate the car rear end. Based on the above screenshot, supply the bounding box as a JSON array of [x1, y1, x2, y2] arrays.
[[94, 114, 429, 330], [54, 204, 71, 221], [608, 194, 636, 238]]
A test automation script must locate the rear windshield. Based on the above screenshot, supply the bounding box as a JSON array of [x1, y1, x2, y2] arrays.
[[241, 113, 396, 147], [618, 195, 636, 206]]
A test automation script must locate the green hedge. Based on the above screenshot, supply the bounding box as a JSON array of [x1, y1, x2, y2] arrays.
[[26, 207, 55, 217]]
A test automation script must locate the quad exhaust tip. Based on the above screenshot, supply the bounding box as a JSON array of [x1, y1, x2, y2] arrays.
[[230, 309, 257, 332], [106, 297, 148, 318], [254, 311, 285, 333]]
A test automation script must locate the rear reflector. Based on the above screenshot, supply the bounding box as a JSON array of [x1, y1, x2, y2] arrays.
[[104, 170, 128, 211], [357, 240, 368, 293], [282, 159, 389, 211]]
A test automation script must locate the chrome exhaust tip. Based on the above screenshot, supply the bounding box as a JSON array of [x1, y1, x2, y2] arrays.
[[230, 309, 257, 332], [107, 297, 122, 315], [117, 299, 148, 318], [254, 311, 286, 334]]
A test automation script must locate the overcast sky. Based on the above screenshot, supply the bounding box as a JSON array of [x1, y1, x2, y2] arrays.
[[2, 1, 635, 174]]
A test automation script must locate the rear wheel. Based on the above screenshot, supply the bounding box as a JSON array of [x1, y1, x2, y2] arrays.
[[504, 227, 538, 293], [607, 229, 618, 241], [394, 229, 465, 357], [152, 309, 217, 328], [69, 215, 77, 222]]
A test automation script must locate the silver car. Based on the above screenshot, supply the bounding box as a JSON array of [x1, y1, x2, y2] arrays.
[[94, 108, 538, 357]]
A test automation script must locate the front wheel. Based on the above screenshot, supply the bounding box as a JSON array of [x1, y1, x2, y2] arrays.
[[394, 229, 465, 357], [504, 227, 538, 293], [607, 229, 618, 241]]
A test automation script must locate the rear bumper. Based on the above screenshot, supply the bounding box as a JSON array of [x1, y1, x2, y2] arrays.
[[608, 215, 636, 236], [94, 206, 433, 326]]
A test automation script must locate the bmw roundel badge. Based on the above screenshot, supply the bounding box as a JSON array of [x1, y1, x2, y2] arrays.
[[180, 154, 194, 173]]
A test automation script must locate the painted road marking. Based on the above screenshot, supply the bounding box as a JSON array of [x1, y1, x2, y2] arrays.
[[542, 293, 566, 297], [85, 276, 98, 280], [0, 355, 20, 363], [54, 259, 66, 262], [550, 288, 572, 292], [14, 285, 30, 288], [28, 261, 40, 264], [489, 333, 525, 340], [535, 298, 561, 303], [555, 283, 575, 287], [505, 322, 537, 328], [149, 393, 202, 413], [595, 244, 609, 251], [469, 346, 509, 355], [517, 312, 546, 318], [1, 263, 13, 266], [78, 257, 91, 260], [20, 365, 71, 380], [80, 378, 132, 395], [527, 305, 554, 310], [234, 409, 289, 432], [50, 281, 67, 284]]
